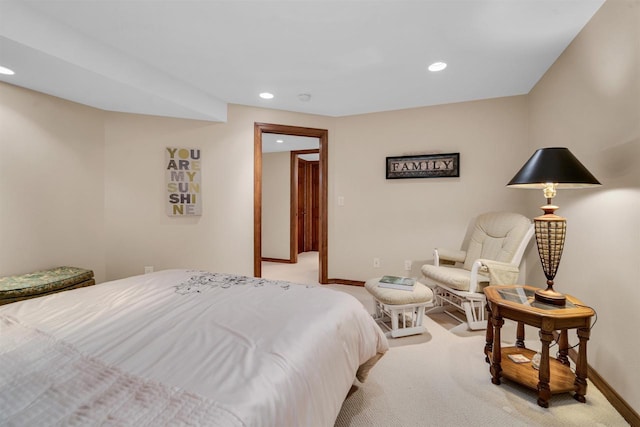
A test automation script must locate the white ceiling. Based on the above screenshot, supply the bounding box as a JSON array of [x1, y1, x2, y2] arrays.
[[0, 0, 604, 122]]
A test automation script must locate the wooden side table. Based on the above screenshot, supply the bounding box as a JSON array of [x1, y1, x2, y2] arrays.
[[483, 285, 594, 408]]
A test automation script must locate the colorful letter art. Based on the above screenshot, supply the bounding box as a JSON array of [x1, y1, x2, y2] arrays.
[[166, 147, 202, 216]]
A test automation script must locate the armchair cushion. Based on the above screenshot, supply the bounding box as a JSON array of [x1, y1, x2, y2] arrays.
[[462, 212, 531, 271], [436, 248, 466, 264], [421, 264, 490, 292]]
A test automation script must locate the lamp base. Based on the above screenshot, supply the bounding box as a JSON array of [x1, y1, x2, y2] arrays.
[[534, 288, 566, 306]]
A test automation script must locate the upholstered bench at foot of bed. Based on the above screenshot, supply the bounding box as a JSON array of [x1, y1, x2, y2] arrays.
[[364, 278, 434, 338], [0, 266, 95, 305]]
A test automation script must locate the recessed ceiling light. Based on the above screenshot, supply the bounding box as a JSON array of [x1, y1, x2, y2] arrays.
[[259, 92, 274, 99], [298, 93, 311, 102], [0, 65, 15, 75], [276, 139, 284, 143], [428, 62, 447, 72]]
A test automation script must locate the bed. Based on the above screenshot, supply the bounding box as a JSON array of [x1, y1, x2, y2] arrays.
[[0, 269, 388, 426]]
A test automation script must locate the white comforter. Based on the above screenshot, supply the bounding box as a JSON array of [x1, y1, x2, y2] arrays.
[[0, 270, 388, 427]]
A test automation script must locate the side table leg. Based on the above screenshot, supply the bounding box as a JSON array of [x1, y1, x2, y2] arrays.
[[490, 313, 504, 385], [537, 329, 553, 408], [515, 322, 525, 348], [484, 302, 493, 363], [574, 327, 590, 403], [558, 329, 570, 366]]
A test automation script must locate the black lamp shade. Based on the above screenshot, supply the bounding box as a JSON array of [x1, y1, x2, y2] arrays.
[[507, 147, 601, 188]]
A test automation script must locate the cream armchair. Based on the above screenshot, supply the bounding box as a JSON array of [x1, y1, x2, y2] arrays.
[[421, 211, 534, 330]]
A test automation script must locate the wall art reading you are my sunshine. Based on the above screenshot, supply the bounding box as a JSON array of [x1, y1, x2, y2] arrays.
[[166, 147, 202, 216]]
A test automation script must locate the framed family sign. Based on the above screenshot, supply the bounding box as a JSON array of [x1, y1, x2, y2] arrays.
[[386, 153, 460, 179]]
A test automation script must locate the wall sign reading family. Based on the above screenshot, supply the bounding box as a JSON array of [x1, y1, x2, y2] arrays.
[[166, 147, 202, 216], [386, 153, 460, 179]]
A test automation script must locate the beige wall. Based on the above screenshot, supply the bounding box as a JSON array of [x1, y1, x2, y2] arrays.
[[0, 83, 106, 282], [262, 151, 291, 260], [330, 96, 531, 279], [103, 105, 333, 280], [0, 83, 530, 283], [102, 96, 531, 281], [104, 107, 335, 279], [527, 0, 640, 414]]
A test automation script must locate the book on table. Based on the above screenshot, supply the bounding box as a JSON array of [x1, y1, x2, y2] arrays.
[[507, 353, 530, 363], [378, 275, 416, 291]]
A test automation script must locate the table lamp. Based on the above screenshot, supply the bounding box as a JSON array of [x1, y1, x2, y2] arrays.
[[507, 147, 601, 306]]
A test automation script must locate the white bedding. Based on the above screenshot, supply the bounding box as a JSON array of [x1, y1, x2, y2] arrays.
[[0, 270, 388, 427]]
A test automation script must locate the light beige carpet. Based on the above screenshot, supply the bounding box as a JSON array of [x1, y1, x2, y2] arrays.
[[262, 254, 629, 426], [262, 251, 322, 286], [333, 309, 628, 427]]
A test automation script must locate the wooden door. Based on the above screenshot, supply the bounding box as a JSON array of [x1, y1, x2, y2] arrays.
[[297, 160, 306, 252], [297, 158, 320, 253], [310, 162, 320, 250]]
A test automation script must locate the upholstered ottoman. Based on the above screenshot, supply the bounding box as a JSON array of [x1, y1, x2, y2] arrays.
[[365, 278, 434, 338], [0, 266, 95, 305]]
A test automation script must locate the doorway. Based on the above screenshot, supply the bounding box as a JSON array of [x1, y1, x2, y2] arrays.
[[254, 123, 328, 283]]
